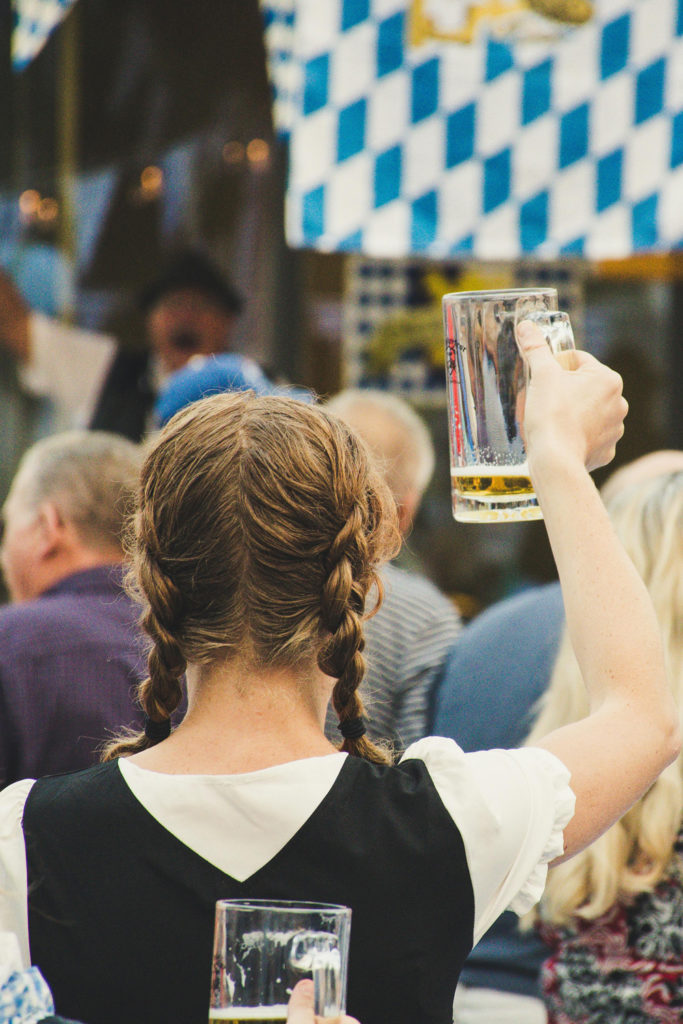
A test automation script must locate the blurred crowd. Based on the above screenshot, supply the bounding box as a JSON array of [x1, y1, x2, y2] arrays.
[[0, 254, 681, 1024]]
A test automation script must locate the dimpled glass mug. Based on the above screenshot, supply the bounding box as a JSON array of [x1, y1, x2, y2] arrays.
[[209, 899, 352, 1023], [443, 288, 577, 523]]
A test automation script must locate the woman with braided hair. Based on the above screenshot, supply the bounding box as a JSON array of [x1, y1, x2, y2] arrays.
[[0, 321, 679, 1024]]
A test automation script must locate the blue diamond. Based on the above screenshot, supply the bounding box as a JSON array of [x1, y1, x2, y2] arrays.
[[672, 111, 683, 168], [339, 229, 363, 250], [522, 61, 552, 125], [341, 0, 369, 31], [483, 149, 511, 213], [632, 194, 658, 249], [600, 14, 630, 79], [303, 185, 325, 240], [338, 99, 367, 162], [411, 59, 439, 124], [450, 234, 474, 254], [520, 191, 549, 251], [597, 149, 623, 211], [446, 104, 475, 168], [377, 11, 404, 77], [375, 146, 402, 208], [486, 39, 514, 81], [559, 104, 589, 169], [560, 237, 585, 256], [303, 54, 329, 116], [411, 191, 437, 249], [635, 59, 665, 125]]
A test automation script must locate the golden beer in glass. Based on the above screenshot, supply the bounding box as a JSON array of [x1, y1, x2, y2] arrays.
[[443, 290, 575, 522]]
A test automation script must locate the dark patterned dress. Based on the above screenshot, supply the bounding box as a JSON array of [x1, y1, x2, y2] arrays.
[[539, 831, 683, 1023]]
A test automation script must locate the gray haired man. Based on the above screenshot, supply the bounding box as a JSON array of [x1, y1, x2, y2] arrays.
[[0, 431, 147, 788], [325, 388, 461, 750]]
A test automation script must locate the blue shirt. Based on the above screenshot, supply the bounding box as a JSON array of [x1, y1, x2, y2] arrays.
[[431, 582, 565, 996]]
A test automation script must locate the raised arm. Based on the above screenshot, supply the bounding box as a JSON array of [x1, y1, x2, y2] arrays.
[[516, 321, 680, 862]]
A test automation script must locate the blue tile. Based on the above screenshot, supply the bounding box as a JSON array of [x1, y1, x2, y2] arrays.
[[632, 194, 658, 249], [303, 54, 329, 116], [303, 185, 325, 240], [341, 0, 369, 31], [678, 1, 683, 35], [600, 14, 630, 79], [520, 191, 548, 250], [483, 148, 511, 213], [559, 103, 589, 168], [339, 229, 363, 251], [596, 149, 623, 211], [446, 104, 475, 168], [485, 39, 514, 81], [450, 234, 474, 254], [374, 145, 402, 207], [635, 58, 665, 125], [560, 236, 585, 256], [411, 190, 437, 249], [337, 98, 367, 162], [411, 58, 439, 124], [522, 61, 552, 125], [672, 111, 683, 168], [377, 11, 404, 77]]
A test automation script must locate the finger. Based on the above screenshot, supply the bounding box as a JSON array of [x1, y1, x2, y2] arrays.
[[515, 319, 558, 377], [287, 979, 315, 1022]]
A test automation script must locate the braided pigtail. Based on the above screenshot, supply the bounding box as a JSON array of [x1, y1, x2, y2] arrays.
[[102, 506, 186, 760], [318, 502, 392, 765]]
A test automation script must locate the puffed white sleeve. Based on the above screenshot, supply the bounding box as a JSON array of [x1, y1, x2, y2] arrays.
[[0, 779, 35, 969], [401, 737, 575, 945]]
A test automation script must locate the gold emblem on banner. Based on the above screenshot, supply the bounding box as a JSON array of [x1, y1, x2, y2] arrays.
[[409, 0, 594, 47]]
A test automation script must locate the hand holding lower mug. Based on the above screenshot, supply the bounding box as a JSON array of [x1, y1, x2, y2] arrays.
[[516, 319, 628, 474], [287, 980, 361, 1024]]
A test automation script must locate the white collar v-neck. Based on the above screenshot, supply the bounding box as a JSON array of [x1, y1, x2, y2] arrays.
[[117, 753, 348, 882]]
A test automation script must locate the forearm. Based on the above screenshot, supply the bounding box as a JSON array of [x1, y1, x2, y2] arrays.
[[532, 454, 667, 714]]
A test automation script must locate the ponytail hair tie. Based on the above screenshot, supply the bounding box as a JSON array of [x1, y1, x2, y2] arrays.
[[144, 715, 171, 743], [338, 716, 366, 741]]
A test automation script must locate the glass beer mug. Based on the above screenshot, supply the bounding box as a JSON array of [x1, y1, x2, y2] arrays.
[[442, 288, 576, 523], [209, 899, 352, 1023]]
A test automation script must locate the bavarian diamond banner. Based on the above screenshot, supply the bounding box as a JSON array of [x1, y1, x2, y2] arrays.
[[261, 0, 683, 259], [12, 0, 79, 70]]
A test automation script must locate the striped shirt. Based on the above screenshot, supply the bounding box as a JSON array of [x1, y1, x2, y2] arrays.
[[327, 561, 462, 749]]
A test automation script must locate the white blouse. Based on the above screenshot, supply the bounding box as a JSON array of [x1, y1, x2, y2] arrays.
[[0, 738, 574, 969]]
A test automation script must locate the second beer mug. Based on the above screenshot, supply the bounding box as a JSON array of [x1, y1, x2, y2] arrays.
[[209, 899, 352, 1023], [443, 288, 576, 523]]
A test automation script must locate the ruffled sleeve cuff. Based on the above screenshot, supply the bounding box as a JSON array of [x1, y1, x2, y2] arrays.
[[401, 738, 576, 943], [506, 747, 575, 916]]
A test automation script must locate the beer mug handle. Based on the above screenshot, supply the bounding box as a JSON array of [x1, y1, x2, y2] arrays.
[[289, 931, 343, 1018], [515, 309, 578, 370]]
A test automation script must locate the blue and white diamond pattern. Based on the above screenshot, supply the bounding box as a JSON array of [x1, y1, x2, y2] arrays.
[[262, 0, 683, 259], [12, 0, 78, 70]]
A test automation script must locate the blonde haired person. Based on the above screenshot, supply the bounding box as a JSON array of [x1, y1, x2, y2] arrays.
[[527, 468, 683, 1022], [0, 324, 678, 1024]]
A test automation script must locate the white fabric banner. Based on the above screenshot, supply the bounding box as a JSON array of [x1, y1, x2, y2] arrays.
[[262, 0, 683, 259]]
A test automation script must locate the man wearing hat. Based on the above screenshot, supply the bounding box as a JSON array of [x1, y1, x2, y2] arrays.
[[0, 250, 243, 443]]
